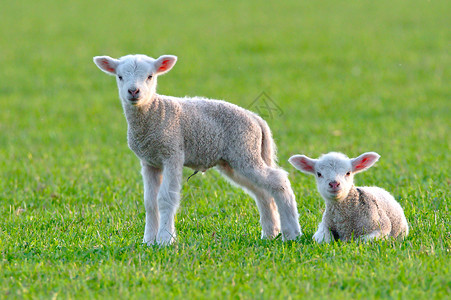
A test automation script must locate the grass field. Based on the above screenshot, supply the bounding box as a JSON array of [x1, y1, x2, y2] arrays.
[[0, 0, 450, 298]]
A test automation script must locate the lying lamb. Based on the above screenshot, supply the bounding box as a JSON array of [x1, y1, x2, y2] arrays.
[[93, 54, 302, 245], [288, 152, 408, 243]]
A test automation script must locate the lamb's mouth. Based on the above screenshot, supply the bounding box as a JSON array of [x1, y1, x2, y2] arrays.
[[328, 189, 341, 195], [128, 97, 140, 104]]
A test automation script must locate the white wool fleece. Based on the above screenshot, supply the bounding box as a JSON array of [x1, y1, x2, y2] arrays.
[[94, 54, 302, 245], [289, 152, 408, 243]]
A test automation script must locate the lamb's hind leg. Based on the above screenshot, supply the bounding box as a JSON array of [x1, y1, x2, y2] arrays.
[[156, 161, 183, 246], [236, 165, 302, 241], [217, 164, 281, 239], [362, 212, 391, 242], [141, 162, 162, 245]]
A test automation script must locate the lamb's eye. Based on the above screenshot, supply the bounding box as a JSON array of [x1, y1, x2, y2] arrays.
[[118, 75, 123, 81], [346, 172, 351, 176], [317, 172, 322, 177], [147, 75, 153, 80]]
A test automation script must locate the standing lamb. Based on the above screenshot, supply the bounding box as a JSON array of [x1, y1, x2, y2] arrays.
[[288, 152, 408, 243], [93, 54, 302, 245]]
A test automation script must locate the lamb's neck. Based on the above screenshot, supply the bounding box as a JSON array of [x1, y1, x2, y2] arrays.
[[325, 185, 359, 209], [123, 95, 162, 129]]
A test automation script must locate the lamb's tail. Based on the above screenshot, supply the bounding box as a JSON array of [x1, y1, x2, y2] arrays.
[[252, 114, 277, 167]]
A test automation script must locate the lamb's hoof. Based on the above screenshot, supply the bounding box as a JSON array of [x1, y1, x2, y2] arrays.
[[143, 237, 157, 246], [156, 231, 176, 246], [143, 233, 157, 244], [313, 229, 333, 244], [261, 228, 281, 240], [312, 232, 325, 244], [156, 239, 174, 246], [282, 229, 303, 241]]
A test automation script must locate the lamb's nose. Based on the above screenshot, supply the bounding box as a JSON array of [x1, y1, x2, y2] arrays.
[[329, 181, 340, 189], [128, 88, 140, 97]]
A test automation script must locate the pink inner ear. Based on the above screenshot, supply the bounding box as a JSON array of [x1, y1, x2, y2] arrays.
[[158, 60, 170, 71], [355, 157, 369, 170], [102, 59, 115, 73], [300, 159, 315, 172]]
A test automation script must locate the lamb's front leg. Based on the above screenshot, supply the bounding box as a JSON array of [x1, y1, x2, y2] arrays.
[[156, 161, 183, 246], [141, 162, 162, 245], [313, 213, 333, 244]]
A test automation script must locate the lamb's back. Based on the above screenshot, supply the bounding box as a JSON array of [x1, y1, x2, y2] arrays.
[[169, 96, 263, 169]]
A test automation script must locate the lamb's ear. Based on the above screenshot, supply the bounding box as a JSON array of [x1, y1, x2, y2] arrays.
[[351, 152, 380, 173], [154, 55, 177, 75], [93, 56, 119, 75], [288, 155, 317, 175]]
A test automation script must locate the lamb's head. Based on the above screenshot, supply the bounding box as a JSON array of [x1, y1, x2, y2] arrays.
[[289, 152, 380, 202], [93, 54, 177, 106]]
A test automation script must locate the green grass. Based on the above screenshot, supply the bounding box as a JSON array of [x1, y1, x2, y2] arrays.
[[0, 0, 450, 298]]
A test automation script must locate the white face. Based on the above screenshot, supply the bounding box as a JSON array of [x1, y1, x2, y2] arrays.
[[93, 54, 177, 107], [115, 57, 157, 105], [288, 152, 380, 203], [314, 156, 354, 201]]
